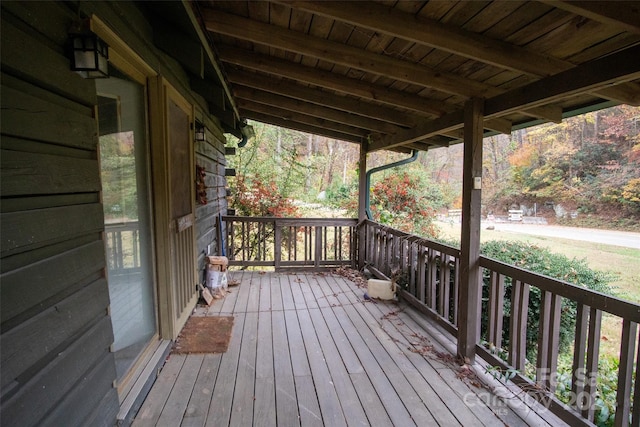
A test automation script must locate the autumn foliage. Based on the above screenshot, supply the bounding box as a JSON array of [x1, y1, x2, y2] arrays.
[[502, 105, 640, 219], [233, 175, 299, 217], [370, 172, 438, 238]]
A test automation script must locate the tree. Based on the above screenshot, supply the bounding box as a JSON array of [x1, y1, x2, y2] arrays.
[[369, 169, 450, 238]]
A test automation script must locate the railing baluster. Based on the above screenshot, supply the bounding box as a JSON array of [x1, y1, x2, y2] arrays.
[[417, 246, 426, 304], [289, 226, 294, 261], [227, 218, 233, 260], [115, 230, 123, 269], [378, 230, 385, 271], [536, 291, 562, 392], [509, 280, 529, 371], [614, 319, 638, 427], [315, 226, 322, 269], [452, 257, 459, 326], [583, 307, 602, 422], [133, 229, 139, 268], [374, 227, 379, 267], [440, 255, 451, 319], [572, 303, 589, 411], [428, 249, 438, 310], [488, 271, 505, 350], [242, 220, 247, 261], [408, 242, 416, 295], [400, 238, 407, 279], [274, 221, 282, 271], [257, 221, 261, 261]]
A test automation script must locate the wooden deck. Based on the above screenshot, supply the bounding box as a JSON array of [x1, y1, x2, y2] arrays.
[[132, 272, 564, 427]]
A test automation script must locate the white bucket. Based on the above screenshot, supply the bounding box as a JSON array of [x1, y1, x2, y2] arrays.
[[367, 279, 396, 300]]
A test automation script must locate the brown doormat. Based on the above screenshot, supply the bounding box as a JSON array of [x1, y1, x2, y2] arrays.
[[172, 316, 234, 354]]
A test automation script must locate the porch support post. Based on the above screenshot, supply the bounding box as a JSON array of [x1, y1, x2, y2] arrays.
[[357, 143, 368, 270], [458, 97, 484, 362]]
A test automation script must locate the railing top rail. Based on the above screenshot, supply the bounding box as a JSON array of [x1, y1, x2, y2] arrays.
[[480, 255, 640, 322], [223, 216, 357, 226], [362, 219, 461, 257], [105, 221, 140, 231], [222, 215, 277, 223]]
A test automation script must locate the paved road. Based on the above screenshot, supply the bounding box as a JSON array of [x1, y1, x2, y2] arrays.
[[488, 222, 640, 249]]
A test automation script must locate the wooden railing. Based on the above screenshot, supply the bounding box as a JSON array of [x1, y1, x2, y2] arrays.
[[222, 216, 357, 271], [360, 219, 461, 333], [360, 220, 639, 427], [104, 221, 141, 274]]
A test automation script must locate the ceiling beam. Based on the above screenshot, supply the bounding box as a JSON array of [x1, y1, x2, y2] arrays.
[[242, 110, 364, 144], [281, 0, 569, 77], [540, 1, 640, 35], [485, 44, 640, 117], [204, 9, 493, 98], [227, 68, 418, 127], [218, 46, 514, 133], [217, 46, 447, 116], [371, 43, 640, 152], [237, 100, 369, 138], [232, 86, 406, 135], [282, 0, 640, 106], [369, 111, 465, 151], [228, 69, 514, 141], [205, 11, 563, 123], [482, 117, 512, 135]]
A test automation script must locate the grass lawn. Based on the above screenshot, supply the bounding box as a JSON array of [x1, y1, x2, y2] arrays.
[[436, 221, 640, 358]]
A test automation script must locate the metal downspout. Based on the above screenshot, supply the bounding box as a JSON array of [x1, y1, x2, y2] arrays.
[[237, 133, 249, 147], [365, 150, 419, 219]]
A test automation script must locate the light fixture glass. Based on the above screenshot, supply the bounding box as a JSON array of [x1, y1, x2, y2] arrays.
[[70, 29, 109, 78], [240, 123, 255, 140], [195, 123, 207, 142]]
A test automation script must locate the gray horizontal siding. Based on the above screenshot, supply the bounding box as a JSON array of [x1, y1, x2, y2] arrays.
[[1, 1, 231, 425], [0, 2, 116, 426]]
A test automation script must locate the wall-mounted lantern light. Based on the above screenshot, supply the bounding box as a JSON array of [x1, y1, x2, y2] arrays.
[[69, 21, 109, 78], [240, 122, 255, 140], [195, 122, 207, 142]]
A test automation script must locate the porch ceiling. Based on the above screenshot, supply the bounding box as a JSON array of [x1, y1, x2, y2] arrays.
[[191, 0, 640, 152]]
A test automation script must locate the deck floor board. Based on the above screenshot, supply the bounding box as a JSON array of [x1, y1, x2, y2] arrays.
[[180, 354, 222, 427], [134, 271, 560, 426]]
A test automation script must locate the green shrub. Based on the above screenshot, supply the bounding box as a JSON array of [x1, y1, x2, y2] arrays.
[[480, 240, 616, 361], [439, 238, 615, 358], [553, 354, 622, 427]]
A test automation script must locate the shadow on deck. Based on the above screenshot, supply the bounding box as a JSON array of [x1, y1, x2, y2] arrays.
[[132, 271, 565, 426]]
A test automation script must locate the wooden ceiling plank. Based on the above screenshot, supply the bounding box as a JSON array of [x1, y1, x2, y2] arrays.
[[242, 109, 364, 144], [226, 68, 418, 127], [279, 1, 639, 106], [372, 43, 640, 152], [539, 0, 640, 35], [207, 13, 560, 122], [239, 100, 366, 137], [280, 0, 569, 76], [485, 44, 640, 117], [222, 47, 513, 135], [203, 9, 496, 97], [233, 86, 405, 135], [217, 46, 449, 116]]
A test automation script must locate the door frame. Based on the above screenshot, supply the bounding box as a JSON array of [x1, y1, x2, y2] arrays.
[[91, 15, 164, 398], [149, 76, 198, 340], [93, 14, 198, 340]]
